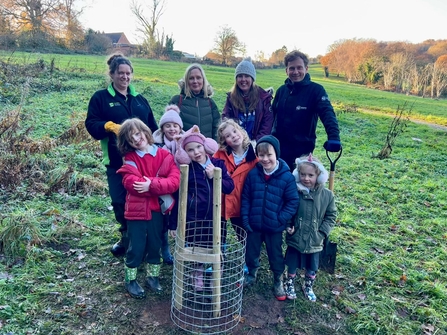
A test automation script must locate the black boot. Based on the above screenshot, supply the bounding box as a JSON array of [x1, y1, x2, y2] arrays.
[[110, 231, 128, 257], [111, 240, 126, 257], [146, 277, 163, 292], [146, 264, 163, 292], [125, 280, 146, 299], [124, 266, 145, 299]]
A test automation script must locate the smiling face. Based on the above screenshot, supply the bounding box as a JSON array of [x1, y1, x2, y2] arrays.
[[110, 64, 132, 93], [129, 128, 150, 152], [299, 163, 318, 189], [257, 144, 277, 173], [162, 122, 181, 141], [221, 124, 243, 149], [236, 74, 253, 94], [184, 141, 207, 164], [188, 68, 204, 94], [286, 57, 308, 83]]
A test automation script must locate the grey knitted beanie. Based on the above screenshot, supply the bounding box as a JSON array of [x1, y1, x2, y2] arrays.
[[235, 58, 256, 81]]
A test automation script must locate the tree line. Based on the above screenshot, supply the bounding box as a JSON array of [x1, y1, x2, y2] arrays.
[[2, 0, 447, 96], [321, 38, 447, 98], [0, 0, 314, 67]]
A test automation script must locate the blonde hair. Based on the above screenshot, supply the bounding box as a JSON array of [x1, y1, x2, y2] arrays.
[[217, 119, 251, 151], [182, 63, 212, 98], [117, 118, 154, 155]]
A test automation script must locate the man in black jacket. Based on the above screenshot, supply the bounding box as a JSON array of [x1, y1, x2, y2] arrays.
[[272, 50, 341, 170]]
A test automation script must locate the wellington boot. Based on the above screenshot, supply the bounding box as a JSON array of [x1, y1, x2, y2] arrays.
[[125, 280, 146, 299], [273, 274, 286, 301], [111, 231, 128, 258], [284, 275, 297, 300], [146, 276, 163, 292], [110, 240, 126, 258], [124, 265, 145, 298], [146, 264, 162, 292], [303, 275, 317, 302], [192, 264, 204, 292], [243, 268, 258, 287]]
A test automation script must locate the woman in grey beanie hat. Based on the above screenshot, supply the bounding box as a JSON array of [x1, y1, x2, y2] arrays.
[[222, 58, 274, 143]]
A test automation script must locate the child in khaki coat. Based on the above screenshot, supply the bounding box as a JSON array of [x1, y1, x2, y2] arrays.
[[284, 154, 336, 301]]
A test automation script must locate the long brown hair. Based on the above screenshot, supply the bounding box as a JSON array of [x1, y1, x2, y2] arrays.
[[229, 82, 260, 111]]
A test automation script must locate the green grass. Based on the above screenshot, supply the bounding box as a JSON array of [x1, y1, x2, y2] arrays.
[[1, 53, 447, 334]]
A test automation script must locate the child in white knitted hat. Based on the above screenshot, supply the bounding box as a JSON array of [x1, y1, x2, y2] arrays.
[[284, 154, 337, 301], [153, 104, 185, 156], [152, 104, 185, 265]]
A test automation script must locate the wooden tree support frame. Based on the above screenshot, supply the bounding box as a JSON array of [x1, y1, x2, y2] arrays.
[[173, 164, 222, 317]]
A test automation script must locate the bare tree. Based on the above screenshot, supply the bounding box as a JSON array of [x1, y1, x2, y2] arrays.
[[431, 57, 447, 98], [59, 0, 84, 48], [213, 25, 245, 66], [1, 0, 61, 36], [1, 0, 83, 48], [130, 0, 167, 58]]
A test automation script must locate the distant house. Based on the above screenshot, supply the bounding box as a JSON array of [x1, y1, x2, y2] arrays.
[[101, 32, 134, 55], [182, 52, 196, 59]]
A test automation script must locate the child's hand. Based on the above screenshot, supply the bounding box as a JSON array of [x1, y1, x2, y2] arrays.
[[205, 163, 215, 179], [287, 226, 295, 235], [169, 230, 177, 238], [133, 176, 151, 193]]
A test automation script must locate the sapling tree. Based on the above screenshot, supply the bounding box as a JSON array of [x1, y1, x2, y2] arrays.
[[374, 102, 412, 159]]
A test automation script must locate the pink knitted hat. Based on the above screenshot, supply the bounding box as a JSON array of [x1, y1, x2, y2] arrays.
[[159, 104, 183, 129], [182, 134, 205, 148], [175, 125, 218, 164]]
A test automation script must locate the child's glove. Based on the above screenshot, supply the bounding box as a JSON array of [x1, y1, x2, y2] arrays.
[[104, 121, 121, 136], [323, 140, 341, 152]]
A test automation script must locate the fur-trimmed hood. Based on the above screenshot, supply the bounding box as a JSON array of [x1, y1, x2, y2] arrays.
[[177, 78, 214, 97]]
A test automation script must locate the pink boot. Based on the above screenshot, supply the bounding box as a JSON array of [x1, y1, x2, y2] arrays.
[[193, 264, 204, 291]]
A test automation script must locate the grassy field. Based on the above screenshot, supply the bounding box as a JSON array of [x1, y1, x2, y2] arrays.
[[0, 52, 447, 335]]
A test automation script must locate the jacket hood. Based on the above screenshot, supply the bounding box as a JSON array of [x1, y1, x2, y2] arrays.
[[178, 78, 214, 97]]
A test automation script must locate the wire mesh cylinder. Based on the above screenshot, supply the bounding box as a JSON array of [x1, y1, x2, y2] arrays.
[[171, 221, 247, 334]]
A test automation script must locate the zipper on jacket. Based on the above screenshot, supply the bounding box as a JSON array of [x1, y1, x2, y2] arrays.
[[261, 183, 268, 229], [196, 98, 201, 128]]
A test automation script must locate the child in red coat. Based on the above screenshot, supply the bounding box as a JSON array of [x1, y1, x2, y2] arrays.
[[117, 118, 180, 299]]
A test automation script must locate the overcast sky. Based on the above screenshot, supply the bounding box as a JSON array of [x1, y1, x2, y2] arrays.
[[79, 0, 447, 58]]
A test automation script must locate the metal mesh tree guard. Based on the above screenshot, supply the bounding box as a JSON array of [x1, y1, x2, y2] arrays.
[[171, 165, 247, 334]]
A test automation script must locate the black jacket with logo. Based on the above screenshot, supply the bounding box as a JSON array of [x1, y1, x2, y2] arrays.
[[272, 74, 339, 160], [85, 84, 158, 168]]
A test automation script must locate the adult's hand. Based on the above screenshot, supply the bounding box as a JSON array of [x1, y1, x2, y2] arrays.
[[104, 121, 121, 136], [323, 140, 341, 152]]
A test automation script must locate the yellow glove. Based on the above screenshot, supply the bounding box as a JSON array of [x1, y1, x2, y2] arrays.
[[104, 121, 121, 136]]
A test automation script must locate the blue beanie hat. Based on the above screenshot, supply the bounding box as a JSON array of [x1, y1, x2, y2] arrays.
[[256, 135, 280, 157], [235, 58, 256, 81]]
